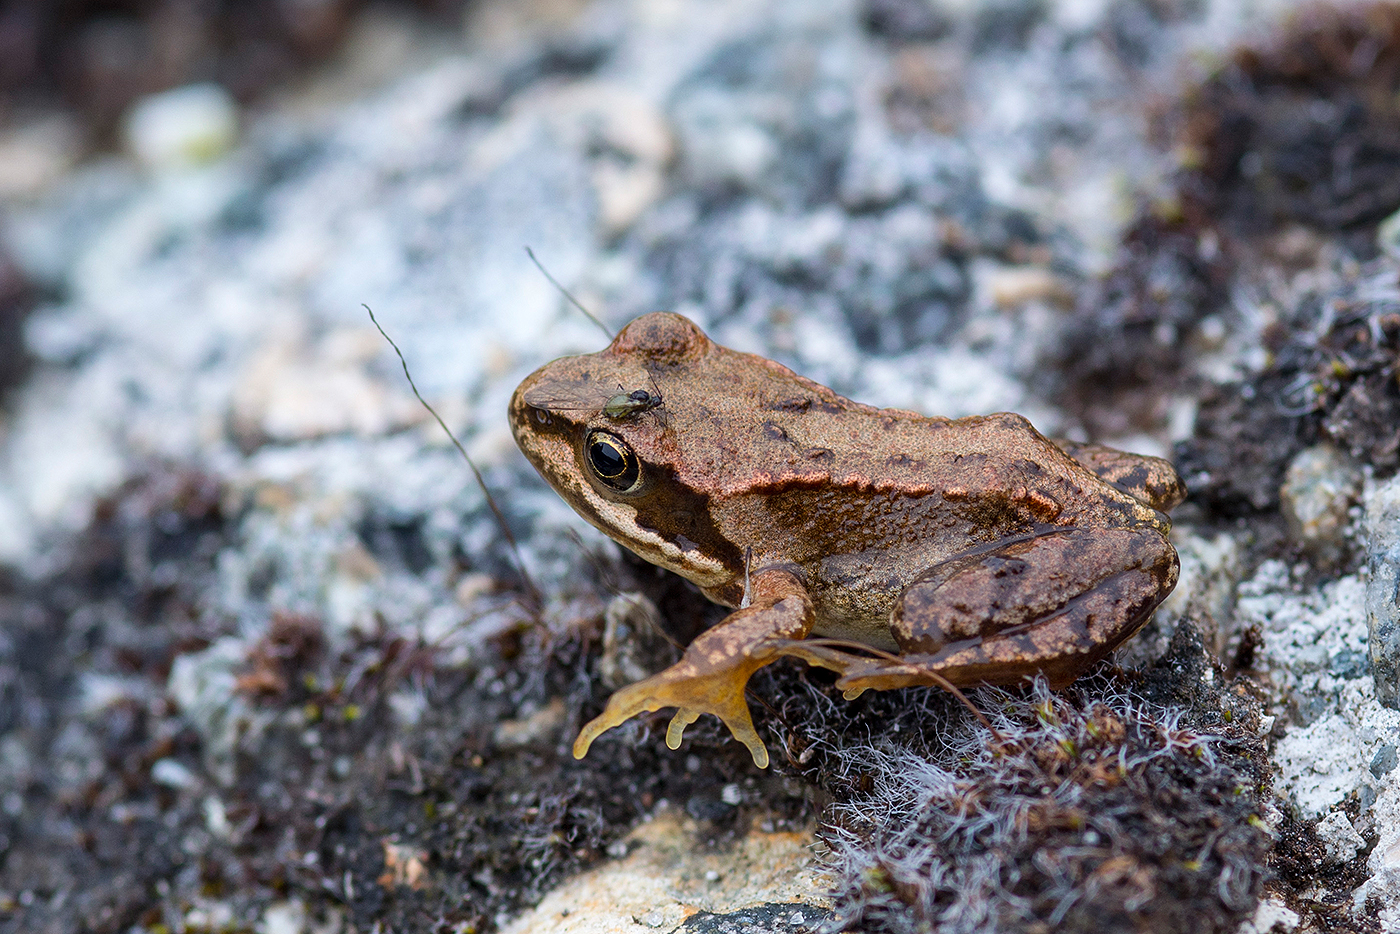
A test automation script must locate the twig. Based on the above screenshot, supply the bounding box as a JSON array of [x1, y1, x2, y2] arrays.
[[525, 246, 613, 340], [364, 304, 542, 613]]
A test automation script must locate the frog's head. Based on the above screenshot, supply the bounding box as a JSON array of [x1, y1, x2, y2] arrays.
[[509, 313, 745, 596]]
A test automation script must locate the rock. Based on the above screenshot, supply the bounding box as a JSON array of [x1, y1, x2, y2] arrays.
[[231, 326, 424, 446], [1365, 476, 1400, 708], [260, 898, 307, 934], [1279, 444, 1361, 565], [123, 83, 239, 171], [1372, 744, 1398, 779], [493, 697, 566, 749], [166, 637, 266, 787], [1236, 897, 1300, 934], [1133, 530, 1240, 664], [680, 903, 832, 932], [498, 807, 828, 934], [1314, 811, 1365, 865], [1356, 770, 1400, 932], [546, 83, 674, 236], [0, 114, 82, 199], [150, 757, 199, 790], [600, 592, 670, 690], [982, 264, 1073, 309]]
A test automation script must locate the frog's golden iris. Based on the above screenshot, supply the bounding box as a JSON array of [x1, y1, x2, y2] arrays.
[[585, 429, 642, 493]]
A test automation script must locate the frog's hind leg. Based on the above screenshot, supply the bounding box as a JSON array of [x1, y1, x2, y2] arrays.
[[1053, 439, 1186, 512], [810, 527, 1178, 697]]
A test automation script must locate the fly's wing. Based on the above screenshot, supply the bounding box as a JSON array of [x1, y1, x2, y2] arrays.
[[523, 377, 668, 425], [520, 384, 610, 415]]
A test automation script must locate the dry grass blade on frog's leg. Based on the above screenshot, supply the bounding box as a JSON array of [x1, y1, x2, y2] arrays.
[[365, 304, 542, 614]]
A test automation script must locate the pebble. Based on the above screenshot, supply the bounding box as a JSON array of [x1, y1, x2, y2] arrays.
[[1238, 898, 1300, 934], [1315, 811, 1365, 865], [1279, 444, 1361, 564], [123, 83, 239, 171], [0, 114, 82, 198], [599, 592, 667, 691], [984, 264, 1071, 309], [1371, 744, 1398, 779], [492, 697, 566, 749], [1365, 476, 1400, 708], [231, 327, 422, 445], [150, 757, 198, 790], [260, 899, 307, 934]]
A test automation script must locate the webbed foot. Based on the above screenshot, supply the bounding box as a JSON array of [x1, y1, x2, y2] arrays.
[[572, 656, 770, 767]]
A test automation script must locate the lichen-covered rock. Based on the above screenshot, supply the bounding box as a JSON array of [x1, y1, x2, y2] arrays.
[[499, 808, 830, 934]]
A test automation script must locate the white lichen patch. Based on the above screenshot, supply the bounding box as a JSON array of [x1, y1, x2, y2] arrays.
[[1237, 561, 1371, 696]]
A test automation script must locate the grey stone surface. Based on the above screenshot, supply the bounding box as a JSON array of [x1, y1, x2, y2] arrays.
[[1367, 477, 1400, 708]]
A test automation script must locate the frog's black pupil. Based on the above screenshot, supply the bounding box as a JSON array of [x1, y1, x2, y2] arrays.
[[586, 431, 640, 491], [591, 440, 626, 476]]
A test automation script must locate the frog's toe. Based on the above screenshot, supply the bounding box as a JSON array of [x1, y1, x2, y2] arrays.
[[572, 678, 667, 759], [666, 708, 702, 749], [769, 640, 932, 693]]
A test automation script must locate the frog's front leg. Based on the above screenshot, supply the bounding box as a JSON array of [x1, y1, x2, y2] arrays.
[[573, 567, 814, 768], [785, 528, 1177, 696]]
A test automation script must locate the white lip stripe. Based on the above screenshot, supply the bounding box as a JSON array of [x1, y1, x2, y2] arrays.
[[572, 482, 728, 586], [517, 426, 728, 587]]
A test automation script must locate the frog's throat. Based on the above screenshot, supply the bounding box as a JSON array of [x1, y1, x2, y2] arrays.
[[575, 488, 733, 591]]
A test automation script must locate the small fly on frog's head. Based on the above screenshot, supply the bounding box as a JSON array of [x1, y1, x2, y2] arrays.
[[603, 387, 663, 420]]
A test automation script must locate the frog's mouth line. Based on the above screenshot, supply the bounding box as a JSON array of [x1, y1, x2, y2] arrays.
[[516, 424, 732, 593]]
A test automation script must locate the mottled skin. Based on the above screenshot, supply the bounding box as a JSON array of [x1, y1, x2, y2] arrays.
[[509, 313, 1184, 768]]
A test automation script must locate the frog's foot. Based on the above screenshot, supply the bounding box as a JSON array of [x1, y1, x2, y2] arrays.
[[770, 640, 944, 698], [574, 567, 814, 769], [572, 656, 771, 768]]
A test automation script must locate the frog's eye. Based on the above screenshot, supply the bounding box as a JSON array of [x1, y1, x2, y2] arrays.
[[585, 430, 642, 493]]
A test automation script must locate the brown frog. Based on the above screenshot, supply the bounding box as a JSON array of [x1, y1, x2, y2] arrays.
[[509, 313, 1184, 768]]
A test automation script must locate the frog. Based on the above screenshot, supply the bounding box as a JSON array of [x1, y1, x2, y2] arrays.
[[508, 313, 1184, 768]]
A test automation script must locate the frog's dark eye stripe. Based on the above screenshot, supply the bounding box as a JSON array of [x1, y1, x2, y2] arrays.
[[585, 430, 642, 492]]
